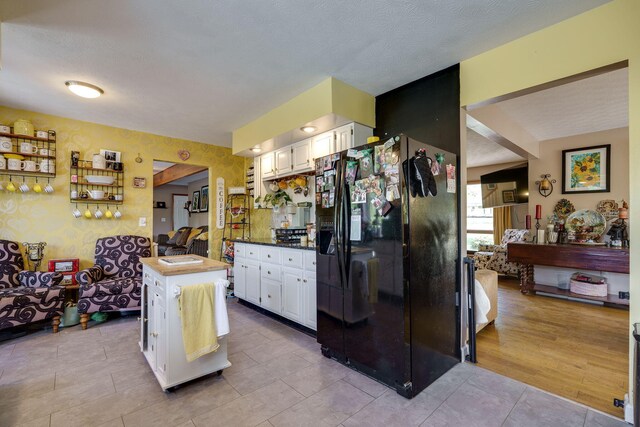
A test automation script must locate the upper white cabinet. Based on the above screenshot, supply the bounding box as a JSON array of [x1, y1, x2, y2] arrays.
[[260, 153, 275, 179], [292, 139, 312, 173], [274, 148, 292, 176], [258, 123, 373, 181], [311, 131, 334, 162]]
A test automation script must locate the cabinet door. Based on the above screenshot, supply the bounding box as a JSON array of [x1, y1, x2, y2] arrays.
[[260, 153, 275, 179], [334, 124, 353, 152], [292, 139, 312, 172], [303, 271, 317, 330], [274, 148, 292, 176], [154, 292, 167, 375], [261, 278, 282, 313], [234, 261, 246, 299], [245, 262, 261, 304], [282, 269, 303, 322], [311, 131, 335, 161], [147, 290, 156, 370]]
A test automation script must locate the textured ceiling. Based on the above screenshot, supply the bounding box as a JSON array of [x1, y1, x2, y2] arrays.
[[496, 68, 628, 141], [466, 128, 525, 168], [0, 0, 608, 146]]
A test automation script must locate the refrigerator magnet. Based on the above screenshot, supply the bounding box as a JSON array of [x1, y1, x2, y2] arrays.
[[316, 193, 322, 205], [350, 208, 362, 241], [374, 145, 384, 174], [323, 157, 332, 170], [328, 189, 335, 207], [347, 148, 358, 158], [446, 164, 456, 193], [331, 153, 340, 161], [322, 192, 330, 208], [352, 180, 367, 204], [383, 138, 395, 150], [345, 160, 358, 184]]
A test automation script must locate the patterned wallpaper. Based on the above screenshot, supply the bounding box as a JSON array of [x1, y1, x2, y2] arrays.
[[0, 106, 245, 268]]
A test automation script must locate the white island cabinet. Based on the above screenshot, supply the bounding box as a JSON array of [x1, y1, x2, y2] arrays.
[[140, 256, 232, 390], [234, 242, 316, 330]]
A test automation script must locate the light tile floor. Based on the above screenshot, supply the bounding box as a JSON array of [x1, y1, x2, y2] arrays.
[[0, 299, 628, 427]]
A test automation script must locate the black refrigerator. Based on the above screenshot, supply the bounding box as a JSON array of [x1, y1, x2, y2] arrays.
[[315, 134, 460, 398]]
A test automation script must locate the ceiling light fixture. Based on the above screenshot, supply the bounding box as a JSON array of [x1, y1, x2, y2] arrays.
[[250, 147, 262, 153], [65, 81, 104, 98], [301, 126, 316, 133]]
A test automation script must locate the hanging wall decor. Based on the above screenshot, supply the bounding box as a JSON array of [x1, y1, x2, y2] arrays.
[[562, 145, 610, 194], [216, 177, 225, 229]]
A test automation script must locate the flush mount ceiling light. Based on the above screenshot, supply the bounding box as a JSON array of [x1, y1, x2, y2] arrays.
[[300, 126, 316, 133], [250, 147, 262, 153], [65, 81, 104, 98]]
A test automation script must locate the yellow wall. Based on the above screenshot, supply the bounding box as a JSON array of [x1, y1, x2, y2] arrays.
[[232, 77, 375, 153], [0, 106, 245, 268], [460, 0, 639, 403]]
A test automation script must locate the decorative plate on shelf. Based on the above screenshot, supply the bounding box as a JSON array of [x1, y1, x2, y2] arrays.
[[596, 199, 619, 220], [565, 209, 606, 242], [553, 198, 575, 220]]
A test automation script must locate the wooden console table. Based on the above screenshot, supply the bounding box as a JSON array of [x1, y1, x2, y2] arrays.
[[507, 242, 630, 308]]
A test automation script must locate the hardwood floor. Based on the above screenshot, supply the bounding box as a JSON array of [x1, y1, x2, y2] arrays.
[[476, 277, 629, 418]]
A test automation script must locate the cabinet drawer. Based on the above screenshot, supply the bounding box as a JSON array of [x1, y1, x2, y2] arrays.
[[246, 245, 261, 260], [282, 249, 304, 269], [261, 246, 282, 264], [304, 251, 317, 271], [234, 243, 246, 258], [261, 263, 281, 281]]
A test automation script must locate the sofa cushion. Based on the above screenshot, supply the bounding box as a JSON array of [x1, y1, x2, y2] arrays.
[[0, 240, 25, 289], [95, 235, 151, 278], [0, 286, 65, 311]]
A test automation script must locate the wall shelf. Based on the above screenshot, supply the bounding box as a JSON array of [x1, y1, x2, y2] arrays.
[[69, 155, 124, 205], [0, 130, 57, 181]]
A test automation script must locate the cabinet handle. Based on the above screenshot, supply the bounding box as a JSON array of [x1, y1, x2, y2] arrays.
[[267, 271, 271, 274], [249, 252, 254, 255], [268, 254, 271, 258], [313, 261, 316, 265], [268, 294, 271, 298], [288, 258, 293, 261], [303, 279, 307, 283], [151, 332, 158, 337], [297, 278, 301, 282]]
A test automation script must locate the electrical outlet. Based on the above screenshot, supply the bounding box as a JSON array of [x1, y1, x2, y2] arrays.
[[139, 217, 146, 227], [613, 398, 625, 408], [161, 217, 166, 223], [619, 291, 630, 300]]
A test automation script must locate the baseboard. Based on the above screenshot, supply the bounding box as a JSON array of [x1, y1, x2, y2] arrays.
[[624, 393, 633, 424]]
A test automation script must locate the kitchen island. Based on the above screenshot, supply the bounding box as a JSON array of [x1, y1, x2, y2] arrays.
[[140, 256, 232, 390], [230, 239, 316, 330]]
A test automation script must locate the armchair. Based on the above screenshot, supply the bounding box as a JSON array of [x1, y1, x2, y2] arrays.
[[0, 240, 65, 333], [473, 229, 530, 276], [76, 235, 151, 330]]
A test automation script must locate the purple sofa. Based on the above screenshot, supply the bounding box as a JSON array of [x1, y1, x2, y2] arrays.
[[0, 240, 65, 333], [76, 235, 151, 330]]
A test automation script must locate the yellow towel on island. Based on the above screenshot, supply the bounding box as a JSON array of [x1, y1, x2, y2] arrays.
[[178, 283, 218, 362]]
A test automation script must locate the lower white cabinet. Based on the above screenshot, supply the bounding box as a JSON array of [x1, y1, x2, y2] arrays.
[[234, 243, 317, 330], [282, 268, 303, 322], [140, 258, 231, 390]]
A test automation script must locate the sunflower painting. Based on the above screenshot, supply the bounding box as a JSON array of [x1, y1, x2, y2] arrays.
[[562, 145, 610, 194]]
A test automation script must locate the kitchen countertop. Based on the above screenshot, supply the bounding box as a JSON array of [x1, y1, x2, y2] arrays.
[[230, 238, 315, 251], [141, 255, 229, 275]]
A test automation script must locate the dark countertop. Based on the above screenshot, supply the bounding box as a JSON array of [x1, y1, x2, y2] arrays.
[[230, 238, 315, 251]]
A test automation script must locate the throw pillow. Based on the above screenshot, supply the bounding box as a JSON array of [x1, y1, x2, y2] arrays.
[[196, 232, 208, 241]]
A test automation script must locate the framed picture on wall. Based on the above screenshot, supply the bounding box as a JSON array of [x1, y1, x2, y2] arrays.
[[191, 191, 200, 213], [200, 185, 209, 212], [502, 190, 516, 203], [562, 144, 610, 194]]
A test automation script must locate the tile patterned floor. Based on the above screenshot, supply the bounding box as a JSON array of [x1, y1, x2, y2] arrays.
[[0, 299, 628, 427]]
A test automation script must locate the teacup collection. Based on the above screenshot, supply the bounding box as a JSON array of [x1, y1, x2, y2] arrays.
[[72, 204, 121, 220]]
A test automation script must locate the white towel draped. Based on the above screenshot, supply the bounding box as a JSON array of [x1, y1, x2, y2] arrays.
[[474, 279, 491, 325], [215, 279, 230, 337]]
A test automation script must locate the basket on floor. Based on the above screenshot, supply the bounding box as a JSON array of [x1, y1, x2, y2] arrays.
[[569, 279, 607, 297]]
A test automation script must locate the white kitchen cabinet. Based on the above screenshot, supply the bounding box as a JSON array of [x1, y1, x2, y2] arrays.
[[282, 268, 303, 322], [261, 278, 282, 313], [274, 148, 292, 177], [292, 138, 312, 172], [334, 124, 353, 153], [260, 153, 275, 179], [140, 257, 231, 390], [311, 131, 334, 161], [245, 261, 261, 305], [303, 270, 317, 330]]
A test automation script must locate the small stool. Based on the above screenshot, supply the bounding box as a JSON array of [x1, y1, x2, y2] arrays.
[[475, 269, 498, 332]]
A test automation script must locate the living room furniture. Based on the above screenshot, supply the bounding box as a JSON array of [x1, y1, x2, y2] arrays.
[[140, 255, 231, 390], [475, 269, 498, 332], [165, 226, 208, 257], [76, 235, 151, 329], [473, 229, 530, 276], [157, 226, 192, 256], [507, 242, 629, 308], [0, 240, 65, 332]]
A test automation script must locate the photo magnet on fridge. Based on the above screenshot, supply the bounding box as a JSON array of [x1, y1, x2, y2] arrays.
[[359, 151, 374, 177], [345, 160, 358, 185]]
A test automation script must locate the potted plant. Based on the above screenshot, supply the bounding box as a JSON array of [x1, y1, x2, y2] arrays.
[[261, 189, 292, 213]]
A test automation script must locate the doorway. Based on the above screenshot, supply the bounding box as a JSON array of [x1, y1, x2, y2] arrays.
[[173, 194, 189, 230], [464, 64, 630, 417]]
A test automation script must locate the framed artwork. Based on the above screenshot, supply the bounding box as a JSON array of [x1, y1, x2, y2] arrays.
[[192, 191, 200, 213], [502, 190, 516, 203], [100, 149, 121, 163], [200, 185, 209, 212], [132, 177, 146, 188], [562, 145, 610, 194]]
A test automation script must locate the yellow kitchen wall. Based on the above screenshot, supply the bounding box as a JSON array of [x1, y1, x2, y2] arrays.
[[0, 105, 245, 268], [460, 0, 639, 406]]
